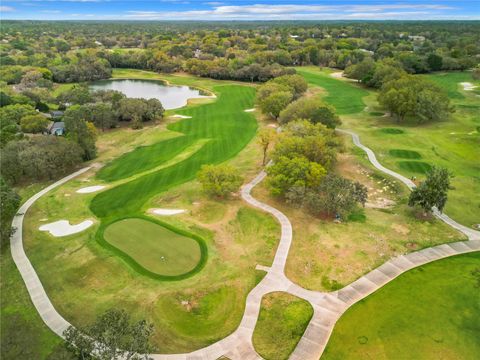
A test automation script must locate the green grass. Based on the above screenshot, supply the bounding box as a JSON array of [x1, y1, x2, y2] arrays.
[[253, 292, 313, 360], [379, 128, 404, 134], [91, 84, 257, 219], [388, 149, 422, 159], [322, 252, 480, 360], [397, 161, 432, 174], [295, 67, 370, 115], [334, 70, 480, 227], [103, 218, 203, 277]]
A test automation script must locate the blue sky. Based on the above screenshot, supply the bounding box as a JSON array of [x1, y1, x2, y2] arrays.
[[1, 1, 479, 20]]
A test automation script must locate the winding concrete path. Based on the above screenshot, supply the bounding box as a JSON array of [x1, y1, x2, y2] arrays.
[[10, 130, 480, 360]]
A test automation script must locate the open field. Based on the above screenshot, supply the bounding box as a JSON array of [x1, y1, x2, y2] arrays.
[[103, 218, 204, 277], [322, 252, 480, 360], [252, 292, 313, 360], [298, 67, 480, 228]]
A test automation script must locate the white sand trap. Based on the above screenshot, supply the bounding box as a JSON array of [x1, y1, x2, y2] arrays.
[[151, 208, 186, 216], [460, 82, 477, 91], [244, 108, 255, 112], [330, 72, 344, 79], [267, 123, 278, 128], [76, 185, 105, 194], [171, 114, 192, 119], [39, 220, 93, 237]]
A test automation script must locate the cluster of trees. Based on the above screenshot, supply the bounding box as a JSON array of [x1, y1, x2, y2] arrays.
[[256, 74, 340, 129], [63, 308, 154, 360], [1, 136, 84, 185], [256, 74, 307, 119], [378, 75, 454, 124], [2, 21, 478, 85], [266, 120, 367, 218]]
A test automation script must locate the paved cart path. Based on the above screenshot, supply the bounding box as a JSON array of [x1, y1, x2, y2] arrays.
[[10, 130, 480, 360]]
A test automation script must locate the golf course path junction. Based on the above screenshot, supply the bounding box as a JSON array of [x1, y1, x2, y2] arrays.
[[10, 130, 480, 359]]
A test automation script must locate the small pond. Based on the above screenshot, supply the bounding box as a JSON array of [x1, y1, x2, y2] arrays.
[[89, 79, 212, 110]]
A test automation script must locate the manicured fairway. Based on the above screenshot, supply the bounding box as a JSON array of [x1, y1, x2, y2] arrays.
[[322, 252, 480, 360], [295, 67, 369, 115], [103, 218, 202, 277], [424, 71, 476, 99], [91, 85, 257, 218], [253, 292, 313, 360]]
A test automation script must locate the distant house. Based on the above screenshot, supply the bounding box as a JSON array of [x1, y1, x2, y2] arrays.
[[94, 40, 103, 46], [47, 122, 65, 136], [408, 35, 426, 42], [51, 110, 64, 119]]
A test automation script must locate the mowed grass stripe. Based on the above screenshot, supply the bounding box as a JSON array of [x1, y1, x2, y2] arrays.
[[104, 218, 201, 276], [295, 67, 369, 115], [91, 85, 256, 218]]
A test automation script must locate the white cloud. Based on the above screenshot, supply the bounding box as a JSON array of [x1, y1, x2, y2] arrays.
[[41, 10, 61, 13], [0, 6, 15, 12], [123, 3, 464, 20]]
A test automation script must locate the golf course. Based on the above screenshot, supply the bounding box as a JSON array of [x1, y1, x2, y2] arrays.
[[5, 67, 479, 360]]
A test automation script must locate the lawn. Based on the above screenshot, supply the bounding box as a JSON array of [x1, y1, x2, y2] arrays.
[[295, 66, 370, 115], [298, 67, 480, 228], [90, 84, 257, 219], [103, 218, 204, 278], [16, 70, 282, 354], [322, 252, 480, 360], [252, 292, 313, 360]]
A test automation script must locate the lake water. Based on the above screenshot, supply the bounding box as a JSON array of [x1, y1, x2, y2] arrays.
[[89, 79, 211, 110]]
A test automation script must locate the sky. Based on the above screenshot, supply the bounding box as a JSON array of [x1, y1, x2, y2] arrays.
[[0, 0, 479, 21]]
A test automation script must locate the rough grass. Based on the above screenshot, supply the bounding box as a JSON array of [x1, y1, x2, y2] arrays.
[[322, 252, 480, 360], [388, 149, 422, 159], [252, 292, 313, 360], [90, 84, 257, 218], [103, 218, 202, 277], [379, 128, 404, 134], [295, 67, 369, 115], [397, 161, 432, 174], [253, 150, 464, 291]]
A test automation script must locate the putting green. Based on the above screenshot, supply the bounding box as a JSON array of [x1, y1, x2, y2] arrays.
[[103, 218, 204, 278]]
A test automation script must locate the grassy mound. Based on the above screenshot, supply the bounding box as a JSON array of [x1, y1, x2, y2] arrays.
[[397, 161, 432, 174], [379, 128, 404, 134], [389, 149, 422, 159], [296, 67, 369, 115], [91, 85, 256, 218], [322, 252, 480, 360], [253, 292, 313, 360], [102, 218, 206, 279]]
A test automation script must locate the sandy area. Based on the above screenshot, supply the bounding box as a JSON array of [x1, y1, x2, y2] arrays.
[[171, 115, 192, 119], [150, 208, 186, 216], [76, 185, 105, 194], [460, 82, 478, 91], [244, 108, 255, 112], [330, 71, 357, 82], [39, 220, 93, 237]]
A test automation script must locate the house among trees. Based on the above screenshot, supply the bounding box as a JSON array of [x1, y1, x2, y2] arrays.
[[51, 110, 64, 119], [47, 121, 65, 136]]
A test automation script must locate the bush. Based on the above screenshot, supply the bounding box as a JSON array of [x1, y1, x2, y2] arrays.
[[20, 114, 50, 133], [278, 97, 341, 128], [197, 164, 243, 198]]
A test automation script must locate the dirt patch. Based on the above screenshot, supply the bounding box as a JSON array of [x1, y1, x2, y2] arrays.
[[391, 223, 410, 235]]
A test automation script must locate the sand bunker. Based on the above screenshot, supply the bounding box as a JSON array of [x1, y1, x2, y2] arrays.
[[39, 220, 93, 237], [171, 115, 192, 119], [330, 72, 344, 79], [244, 108, 255, 112], [76, 185, 105, 194], [151, 208, 186, 216], [460, 82, 477, 91]]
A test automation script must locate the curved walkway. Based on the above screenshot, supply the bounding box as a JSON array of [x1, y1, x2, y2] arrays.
[[10, 131, 480, 360]]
